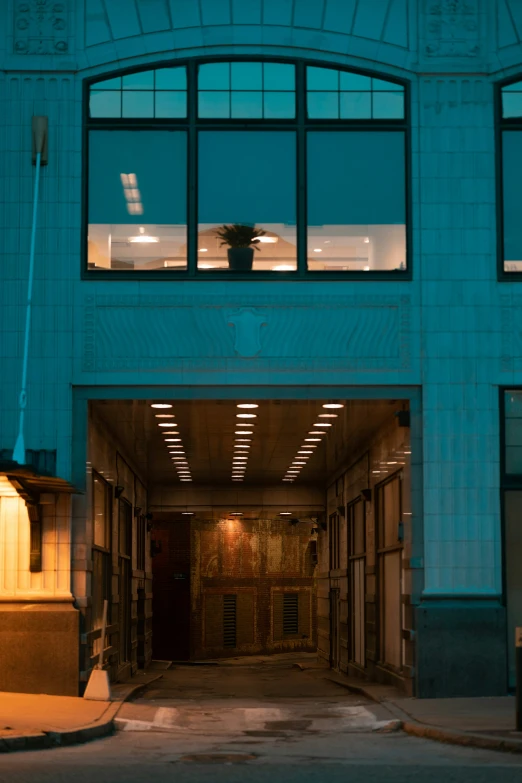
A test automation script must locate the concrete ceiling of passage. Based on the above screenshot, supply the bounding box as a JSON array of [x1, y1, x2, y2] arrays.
[[92, 398, 400, 488]]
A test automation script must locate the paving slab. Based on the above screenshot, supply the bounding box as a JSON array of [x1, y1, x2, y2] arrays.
[[0, 671, 164, 753]]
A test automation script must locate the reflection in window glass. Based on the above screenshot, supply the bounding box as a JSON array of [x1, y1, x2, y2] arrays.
[[372, 92, 404, 119], [503, 132, 522, 272], [198, 131, 297, 271], [307, 132, 406, 271], [89, 66, 187, 118], [306, 66, 404, 120], [88, 130, 187, 271], [123, 71, 154, 90], [89, 91, 121, 118], [122, 91, 154, 118], [197, 62, 295, 118]]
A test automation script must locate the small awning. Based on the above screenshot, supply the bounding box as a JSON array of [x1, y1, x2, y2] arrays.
[[0, 458, 81, 502]]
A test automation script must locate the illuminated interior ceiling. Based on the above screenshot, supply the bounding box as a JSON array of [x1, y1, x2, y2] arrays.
[[92, 399, 401, 487]]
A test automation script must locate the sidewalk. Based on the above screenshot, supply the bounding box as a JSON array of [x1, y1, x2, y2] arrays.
[[0, 671, 163, 753], [325, 671, 522, 754]]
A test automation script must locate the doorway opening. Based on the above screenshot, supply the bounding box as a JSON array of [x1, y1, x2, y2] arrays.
[[83, 395, 416, 692]]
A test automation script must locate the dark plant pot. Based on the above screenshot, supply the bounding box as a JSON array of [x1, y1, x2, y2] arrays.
[[227, 247, 254, 271]]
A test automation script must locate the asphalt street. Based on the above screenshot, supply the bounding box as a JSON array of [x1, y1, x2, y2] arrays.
[[2, 660, 522, 783]]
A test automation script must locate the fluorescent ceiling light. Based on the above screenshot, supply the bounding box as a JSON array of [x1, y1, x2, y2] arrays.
[[151, 403, 172, 409], [237, 403, 258, 409], [230, 512, 243, 516], [257, 236, 278, 243], [235, 438, 252, 442], [279, 512, 292, 516], [165, 438, 182, 442], [308, 431, 325, 435], [199, 263, 216, 269], [298, 451, 313, 454], [314, 423, 332, 427], [181, 512, 194, 515], [305, 438, 321, 442], [199, 248, 208, 252], [180, 478, 192, 481], [318, 414, 337, 418], [158, 422, 177, 427], [236, 430, 253, 435], [237, 413, 257, 419], [313, 248, 322, 252], [129, 234, 159, 243], [323, 403, 344, 409], [155, 414, 175, 418], [272, 264, 294, 271]]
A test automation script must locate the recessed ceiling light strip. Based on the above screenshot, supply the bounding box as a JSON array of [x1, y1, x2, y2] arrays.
[[151, 403, 192, 482], [281, 402, 344, 483]]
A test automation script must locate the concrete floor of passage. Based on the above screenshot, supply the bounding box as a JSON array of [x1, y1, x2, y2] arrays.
[[3, 656, 522, 783]]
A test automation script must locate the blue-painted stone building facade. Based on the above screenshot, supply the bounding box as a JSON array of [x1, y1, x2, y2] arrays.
[[1, 0, 522, 698]]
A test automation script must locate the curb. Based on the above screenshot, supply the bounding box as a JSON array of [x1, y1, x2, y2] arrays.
[[0, 674, 164, 754], [326, 676, 522, 755], [400, 720, 522, 755]]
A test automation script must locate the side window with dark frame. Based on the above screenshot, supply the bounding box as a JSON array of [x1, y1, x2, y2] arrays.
[[91, 471, 112, 634], [500, 80, 522, 275], [85, 59, 408, 278]]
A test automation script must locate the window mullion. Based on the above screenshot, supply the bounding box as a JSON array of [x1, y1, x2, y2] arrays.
[[296, 61, 307, 278], [188, 61, 198, 277]]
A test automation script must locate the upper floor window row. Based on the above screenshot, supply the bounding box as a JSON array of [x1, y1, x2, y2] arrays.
[[89, 61, 405, 122], [86, 60, 407, 278]]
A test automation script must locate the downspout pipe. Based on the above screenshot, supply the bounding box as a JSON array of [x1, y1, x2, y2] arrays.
[[13, 116, 48, 466]]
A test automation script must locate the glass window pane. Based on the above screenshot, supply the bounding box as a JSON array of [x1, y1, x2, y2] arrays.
[[340, 92, 371, 119], [503, 93, 522, 118], [231, 62, 262, 90], [340, 72, 371, 91], [122, 71, 154, 90], [372, 92, 404, 119], [198, 131, 297, 272], [93, 476, 108, 548], [503, 132, 522, 271], [264, 63, 295, 91], [198, 91, 230, 118], [307, 131, 406, 272], [506, 391, 522, 418], [90, 91, 121, 118], [199, 62, 230, 90], [122, 91, 154, 118], [371, 77, 402, 91], [88, 130, 187, 271], [93, 76, 122, 90], [264, 92, 295, 119], [155, 91, 187, 118], [307, 66, 339, 91], [307, 92, 339, 119], [155, 66, 186, 90], [231, 91, 263, 118]]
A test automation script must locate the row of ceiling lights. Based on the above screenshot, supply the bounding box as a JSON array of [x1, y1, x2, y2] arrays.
[[151, 403, 192, 482], [283, 402, 345, 483], [232, 403, 258, 482]]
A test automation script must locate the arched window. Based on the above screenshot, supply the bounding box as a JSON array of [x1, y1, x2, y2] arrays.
[[85, 60, 407, 277], [500, 80, 522, 275]]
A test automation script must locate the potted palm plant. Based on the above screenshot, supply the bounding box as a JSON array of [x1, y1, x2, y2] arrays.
[[215, 224, 266, 271]]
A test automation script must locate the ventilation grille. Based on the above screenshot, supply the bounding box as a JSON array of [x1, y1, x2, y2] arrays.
[[283, 593, 299, 636], [223, 594, 237, 648]]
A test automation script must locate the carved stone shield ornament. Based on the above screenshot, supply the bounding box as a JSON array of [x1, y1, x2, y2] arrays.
[[227, 308, 267, 358]]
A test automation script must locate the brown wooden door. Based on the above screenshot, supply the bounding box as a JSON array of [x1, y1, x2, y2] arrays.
[[152, 519, 191, 661]]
